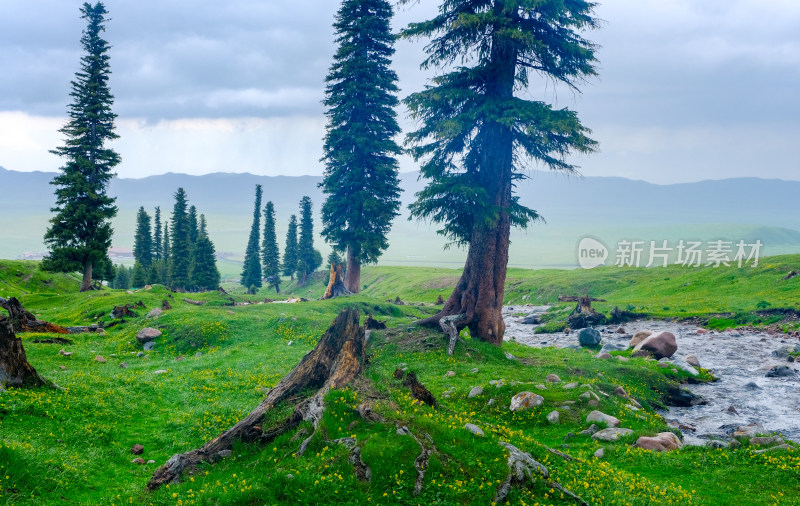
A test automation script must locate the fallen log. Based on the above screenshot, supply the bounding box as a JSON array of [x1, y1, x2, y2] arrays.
[[0, 297, 70, 334], [147, 307, 366, 490], [182, 298, 206, 306]]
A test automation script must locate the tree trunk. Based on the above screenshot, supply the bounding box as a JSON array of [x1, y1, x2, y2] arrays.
[[344, 246, 361, 294], [323, 261, 352, 300], [0, 297, 70, 334], [80, 260, 93, 292], [416, 18, 517, 346], [0, 318, 47, 388], [147, 307, 366, 490]]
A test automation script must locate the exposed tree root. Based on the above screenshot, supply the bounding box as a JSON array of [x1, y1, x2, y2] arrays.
[[331, 437, 371, 482], [396, 425, 437, 496], [494, 441, 586, 505], [0, 297, 70, 334], [147, 307, 366, 490], [439, 314, 467, 355]]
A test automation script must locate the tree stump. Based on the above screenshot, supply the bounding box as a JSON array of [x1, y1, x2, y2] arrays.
[[322, 261, 351, 300], [0, 317, 47, 388], [0, 297, 70, 334], [147, 307, 366, 490]]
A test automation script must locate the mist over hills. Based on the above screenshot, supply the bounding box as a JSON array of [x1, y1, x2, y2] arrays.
[[2, 165, 799, 273]]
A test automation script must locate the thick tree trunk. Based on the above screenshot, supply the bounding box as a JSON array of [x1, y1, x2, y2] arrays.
[[80, 261, 93, 292], [0, 297, 70, 334], [147, 307, 366, 490], [416, 21, 517, 346], [0, 317, 47, 388], [323, 261, 352, 299], [344, 246, 361, 294]]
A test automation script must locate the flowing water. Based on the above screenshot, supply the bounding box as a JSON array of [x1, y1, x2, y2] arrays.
[[503, 306, 800, 444]]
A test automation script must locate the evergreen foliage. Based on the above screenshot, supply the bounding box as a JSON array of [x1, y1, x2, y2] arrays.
[[41, 2, 120, 292], [282, 215, 299, 280], [168, 188, 191, 291], [131, 262, 148, 288], [261, 201, 281, 293], [112, 263, 130, 289], [191, 215, 221, 291], [153, 206, 162, 261], [133, 207, 153, 268], [297, 196, 321, 283], [240, 185, 263, 294]]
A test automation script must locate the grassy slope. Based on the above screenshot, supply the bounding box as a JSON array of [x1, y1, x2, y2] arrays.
[[0, 261, 798, 505]]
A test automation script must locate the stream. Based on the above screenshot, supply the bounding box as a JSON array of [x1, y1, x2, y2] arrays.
[[503, 306, 800, 445]]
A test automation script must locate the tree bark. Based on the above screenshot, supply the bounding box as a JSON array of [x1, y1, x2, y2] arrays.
[[147, 307, 366, 490], [323, 261, 352, 300], [344, 246, 361, 294], [80, 260, 93, 292], [0, 317, 47, 388], [0, 297, 70, 334]]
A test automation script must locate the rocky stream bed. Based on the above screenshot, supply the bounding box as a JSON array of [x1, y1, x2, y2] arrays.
[[503, 306, 800, 445]]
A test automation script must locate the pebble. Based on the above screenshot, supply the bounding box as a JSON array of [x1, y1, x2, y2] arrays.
[[594, 448, 605, 458], [465, 423, 484, 437]]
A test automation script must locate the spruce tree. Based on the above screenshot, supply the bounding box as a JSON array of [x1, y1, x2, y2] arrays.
[[191, 215, 221, 291], [112, 263, 130, 289], [296, 196, 321, 284], [188, 205, 199, 245], [240, 185, 263, 294], [282, 215, 299, 280], [131, 262, 148, 288], [261, 201, 281, 293], [153, 206, 162, 261], [168, 188, 191, 291], [42, 2, 120, 292], [161, 223, 171, 285], [133, 207, 153, 268], [320, 0, 402, 294], [401, 0, 599, 345]]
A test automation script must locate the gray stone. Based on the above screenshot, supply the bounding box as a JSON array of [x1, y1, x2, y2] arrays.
[[153, 370, 167, 375], [509, 392, 544, 411], [465, 423, 484, 437], [136, 327, 162, 345], [580, 424, 599, 435], [563, 382, 579, 389], [707, 440, 728, 449], [766, 365, 797, 378], [578, 328, 602, 347], [146, 308, 163, 319], [468, 386, 483, 398], [633, 331, 678, 359], [143, 341, 156, 352], [593, 448, 605, 458], [686, 355, 701, 367], [592, 428, 634, 441], [445, 370, 456, 377], [487, 398, 496, 406], [547, 410, 560, 423], [586, 410, 620, 427], [545, 374, 561, 383], [119, 362, 129, 369]]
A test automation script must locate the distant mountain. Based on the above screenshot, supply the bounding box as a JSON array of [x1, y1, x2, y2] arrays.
[[1, 165, 799, 271]]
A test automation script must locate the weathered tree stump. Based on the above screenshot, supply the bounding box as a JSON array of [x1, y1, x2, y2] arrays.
[[364, 315, 387, 330], [147, 307, 366, 490], [562, 295, 607, 329], [0, 317, 48, 388], [0, 297, 70, 334], [322, 261, 351, 300], [162, 300, 172, 310]]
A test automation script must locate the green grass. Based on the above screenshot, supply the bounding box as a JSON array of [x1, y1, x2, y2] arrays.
[[1, 260, 798, 505]]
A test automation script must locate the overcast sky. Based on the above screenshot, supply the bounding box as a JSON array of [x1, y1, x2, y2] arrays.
[[0, 0, 798, 183]]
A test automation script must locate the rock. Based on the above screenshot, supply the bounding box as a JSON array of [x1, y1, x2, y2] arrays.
[[732, 423, 765, 438], [686, 355, 701, 367], [750, 436, 783, 446], [594, 448, 605, 458], [131, 458, 145, 465], [744, 382, 761, 390], [535, 384, 547, 390], [630, 331, 653, 347], [707, 440, 728, 449], [668, 358, 699, 376], [94, 355, 106, 363], [657, 362, 669, 368], [136, 327, 162, 345], [616, 355, 629, 362], [131, 444, 144, 455], [696, 329, 709, 335], [765, 365, 797, 378], [592, 428, 634, 441], [547, 411, 560, 423], [175, 355, 185, 362], [465, 423, 484, 437], [563, 382, 578, 389], [136, 352, 144, 358], [578, 328, 602, 347], [468, 386, 483, 398], [147, 460, 156, 464], [600, 343, 626, 352], [509, 392, 544, 411], [217, 450, 232, 458], [726, 405, 739, 415], [596, 352, 613, 359], [753, 444, 794, 453], [119, 362, 129, 369], [504, 352, 515, 361], [580, 424, 599, 435], [153, 370, 167, 375], [521, 315, 540, 324], [616, 327, 626, 334], [635, 432, 682, 452], [146, 308, 162, 319], [59, 365, 67, 371], [664, 386, 705, 407], [143, 341, 156, 352], [445, 371, 456, 377], [469, 368, 479, 374], [545, 374, 561, 383], [586, 410, 620, 427], [59, 348, 72, 357], [633, 331, 677, 359], [588, 399, 600, 407], [613, 386, 628, 398], [487, 398, 496, 406]]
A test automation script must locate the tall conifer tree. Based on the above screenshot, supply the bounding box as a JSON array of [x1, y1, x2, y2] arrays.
[[402, 0, 599, 344], [133, 207, 153, 268], [261, 201, 281, 293], [320, 0, 402, 294], [161, 223, 171, 285], [296, 196, 320, 284], [153, 206, 162, 261], [282, 215, 299, 280], [240, 185, 263, 294], [168, 188, 191, 291], [191, 215, 221, 291], [42, 2, 120, 292]]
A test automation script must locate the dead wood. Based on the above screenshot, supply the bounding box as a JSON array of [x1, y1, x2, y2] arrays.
[[364, 315, 387, 330], [494, 441, 586, 505], [440, 314, 467, 355], [147, 307, 366, 490], [0, 297, 70, 334], [182, 298, 206, 306], [110, 304, 139, 318], [322, 261, 352, 300], [161, 300, 172, 310], [402, 371, 437, 408], [0, 318, 48, 388], [331, 437, 371, 482]]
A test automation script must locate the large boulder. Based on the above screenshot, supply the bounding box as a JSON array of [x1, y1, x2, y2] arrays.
[[592, 428, 633, 441], [136, 327, 162, 345], [629, 330, 653, 348], [634, 432, 682, 452], [586, 410, 620, 427], [765, 365, 797, 378], [578, 328, 602, 347], [633, 331, 677, 359], [509, 392, 544, 411]]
